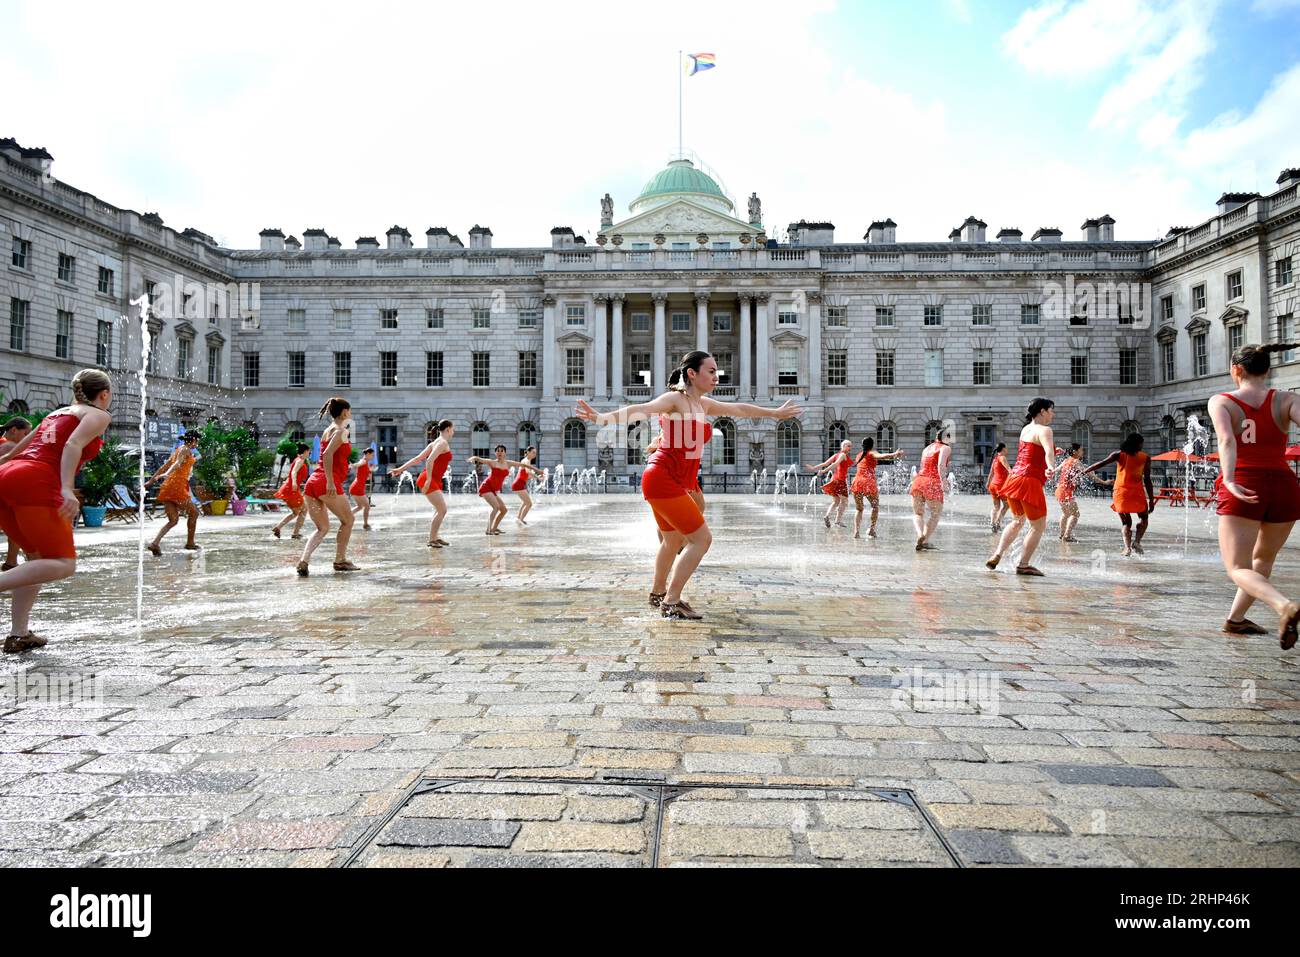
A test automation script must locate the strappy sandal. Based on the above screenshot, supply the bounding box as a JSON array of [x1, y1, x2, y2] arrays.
[[823, 516, 831, 528], [675, 599, 704, 619], [290, 534, 302, 540], [649, 592, 666, 608], [660, 601, 702, 621], [296, 561, 309, 577], [333, 561, 360, 572], [0, 562, 15, 571], [428, 540, 442, 548], [147, 543, 162, 556], [1279, 601, 1300, 650], [363, 525, 372, 530], [435, 539, 450, 547], [1015, 565, 1045, 577], [4, 633, 47, 653], [1222, 618, 1267, 636], [183, 544, 201, 551], [272, 527, 282, 539], [985, 554, 1001, 570]]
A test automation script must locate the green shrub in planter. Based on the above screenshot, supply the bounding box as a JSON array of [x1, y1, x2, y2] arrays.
[[79, 437, 134, 508]]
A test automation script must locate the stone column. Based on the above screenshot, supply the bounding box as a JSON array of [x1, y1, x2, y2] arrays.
[[542, 294, 556, 399], [611, 294, 625, 400], [653, 292, 667, 393], [755, 293, 771, 401], [695, 291, 709, 354], [808, 291, 822, 400], [592, 293, 608, 399], [738, 294, 753, 399]]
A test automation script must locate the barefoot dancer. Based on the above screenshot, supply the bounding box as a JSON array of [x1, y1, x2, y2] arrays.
[[1054, 444, 1092, 543], [468, 446, 538, 535], [1208, 343, 1300, 648], [576, 350, 801, 620], [809, 441, 853, 528], [144, 431, 201, 555], [909, 432, 951, 550], [850, 437, 905, 539], [511, 446, 539, 524], [987, 398, 1057, 576], [0, 370, 112, 653], [1083, 433, 1153, 556], [297, 397, 358, 576], [986, 442, 1011, 533], [350, 448, 375, 530], [0, 417, 33, 571], [272, 442, 310, 539], [392, 420, 455, 547]]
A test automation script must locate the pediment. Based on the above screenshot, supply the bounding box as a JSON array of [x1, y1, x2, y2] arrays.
[[1218, 305, 1248, 325], [1155, 325, 1179, 343], [771, 330, 807, 344], [557, 329, 593, 344], [1184, 316, 1211, 334], [605, 199, 756, 243]]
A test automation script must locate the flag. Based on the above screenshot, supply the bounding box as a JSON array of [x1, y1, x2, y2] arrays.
[[687, 53, 716, 75]]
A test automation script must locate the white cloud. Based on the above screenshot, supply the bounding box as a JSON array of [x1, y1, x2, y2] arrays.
[[945, 0, 974, 24], [1002, 0, 1161, 77]]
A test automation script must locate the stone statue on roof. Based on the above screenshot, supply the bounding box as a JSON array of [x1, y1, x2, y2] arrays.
[[600, 193, 613, 228], [748, 192, 762, 226]]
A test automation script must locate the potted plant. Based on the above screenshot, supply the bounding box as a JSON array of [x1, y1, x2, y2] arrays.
[[193, 423, 232, 514], [78, 436, 132, 527]]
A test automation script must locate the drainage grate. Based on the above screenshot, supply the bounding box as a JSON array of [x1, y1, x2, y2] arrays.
[[341, 777, 962, 868]]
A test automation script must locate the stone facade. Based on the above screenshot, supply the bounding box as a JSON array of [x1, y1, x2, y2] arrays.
[[3, 139, 1298, 479]]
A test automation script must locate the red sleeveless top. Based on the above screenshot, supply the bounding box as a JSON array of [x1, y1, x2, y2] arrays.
[[511, 463, 531, 491], [989, 456, 1009, 486], [643, 411, 712, 500], [478, 464, 510, 496], [1222, 390, 1289, 472], [1009, 440, 1047, 484], [919, 443, 943, 479], [830, 454, 851, 483], [304, 437, 351, 497], [418, 449, 452, 492], [10, 411, 103, 472]]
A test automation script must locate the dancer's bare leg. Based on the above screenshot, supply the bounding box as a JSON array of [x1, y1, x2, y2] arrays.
[[911, 495, 926, 543], [1119, 513, 1133, 555], [1019, 516, 1047, 567], [0, 555, 76, 636], [517, 490, 533, 523], [665, 523, 712, 605], [322, 494, 355, 562], [924, 501, 943, 541], [868, 495, 880, 537], [183, 502, 199, 549], [300, 498, 331, 564], [1221, 518, 1295, 619], [654, 530, 681, 595], [992, 512, 1026, 562], [150, 502, 179, 552], [853, 495, 864, 538], [427, 491, 447, 542]]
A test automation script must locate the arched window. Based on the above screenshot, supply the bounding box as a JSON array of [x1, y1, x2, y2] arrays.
[[826, 420, 848, 455], [925, 420, 945, 444], [712, 418, 736, 467], [283, 420, 305, 443], [1072, 421, 1091, 460], [1121, 419, 1141, 441], [1161, 415, 1176, 453], [626, 420, 645, 466], [876, 420, 896, 452], [471, 422, 491, 459], [517, 421, 537, 459], [563, 419, 587, 469], [777, 420, 801, 466], [6, 399, 28, 415]]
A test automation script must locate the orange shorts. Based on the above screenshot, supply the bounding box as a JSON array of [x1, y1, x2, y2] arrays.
[[0, 503, 77, 560], [1006, 495, 1048, 522], [646, 494, 705, 534]]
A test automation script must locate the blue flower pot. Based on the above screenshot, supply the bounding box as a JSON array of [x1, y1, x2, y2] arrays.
[[82, 505, 106, 527]]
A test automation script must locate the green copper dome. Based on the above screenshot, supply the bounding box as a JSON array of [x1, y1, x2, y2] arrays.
[[636, 159, 726, 203]]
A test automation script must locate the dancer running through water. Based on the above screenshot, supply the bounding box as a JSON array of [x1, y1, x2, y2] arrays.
[[1208, 343, 1300, 647], [297, 397, 358, 576], [0, 370, 112, 653], [850, 437, 905, 539], [986, 442, 1011, 533], [392, 420, 455, 547], [1083, 434, 1153, 556], [909, 430, 951, 550], [350, 447, 375, 530], [1055, 443, 1103, 543], [144, 431, 201, 555], [576, 350, 801, 620], [809, 440, 853, 528], [272, 442, 310, 539], [468, 446, 538, 535], [0, 416, 32, 571], [987, 398, 1057, 576], [511, 446, 539, 525]]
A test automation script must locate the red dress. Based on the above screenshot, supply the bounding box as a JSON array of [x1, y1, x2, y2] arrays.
[[349, 460, 372, 497], [988, 456, 1009, 498], [0, 411, 103, 560], [510, 463, 532, 492], [643, 415, 711, 500], [1111, 452, 1150, 513], [850, 453, 879, 497], [1000, 440, 1049, 521], [1216, 389, 1300, 523], [1055, 458, 1082, 503], [821, 454, 850, 497], [657, 413, 713, 494], [303, 437, 351, 498], [909, 442, 946, 501], [275, 456, 307, 510], [478, 464, 510, 496], [417, 449, 452, 493]]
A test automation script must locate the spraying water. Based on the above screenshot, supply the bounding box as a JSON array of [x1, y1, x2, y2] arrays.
[[130, 294, 152, 636], [1182, 414, 1212, 552]]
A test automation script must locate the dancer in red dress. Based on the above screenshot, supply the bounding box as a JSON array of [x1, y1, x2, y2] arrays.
[[986, 443, 1011, 533], [393, 420, 455, 547], [1208, 343, 1300, 647], [350, 448, 375, 530], [0, 416, 32, 572], [987, 398, 1057, 576], [1054, 443, 1094, 543], [0, 369, 112, 653], [144, 431, 201, 555], [644, 422, 709, 549], [297, 397, 358, 575], [1083, 434, 1153, 555], [510, 446, 541, 525], [850, 437, 905, 539], [809, 441, 853, 528], [468, 445, 537, 535], [909, 433, 951, 550], [272, 442, 310, 539], [576, 350, 801, 620]]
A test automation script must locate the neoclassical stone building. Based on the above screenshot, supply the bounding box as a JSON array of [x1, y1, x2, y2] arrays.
[[3, 138, 1298, 481]]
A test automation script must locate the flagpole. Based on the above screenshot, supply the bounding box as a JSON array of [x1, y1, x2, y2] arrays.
[[678, 50, 683, 159]]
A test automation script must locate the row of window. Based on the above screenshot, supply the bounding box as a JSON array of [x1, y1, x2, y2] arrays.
[[1157, 318, 1295, 381], [12, 237, 118, 296], [1159, 259, 1294, 322], [859, 347, 1138, 387]]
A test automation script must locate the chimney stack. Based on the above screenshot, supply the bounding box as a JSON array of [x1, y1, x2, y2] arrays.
[[385, 226, 412, 250], [996, 227, 1022, 243], [1031, 227, 1062, 243], [551, 226, 576, 249], [961, 216, 987, 243], [1098, 214, 1115, 241], [259, 228, 285, 252], [469, 225, 493, 250], [303, 228, 328, 251]]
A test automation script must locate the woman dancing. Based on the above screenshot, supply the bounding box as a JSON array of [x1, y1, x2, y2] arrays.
[[1208, 343, 1300, 648], [909, 431, 951, 551], [1083, 434, 1153, 556], [986, 442, 1011, 533], [297, 397, 358, 576], [144, 431, 201, 555], [350, 447, 375, 530], [987, 398, 1057, 576], [468, 446, 538, 535], [0, 416, 33, 571], [0, 369, 112, 653], [809, 440, 853, 528], [850, 437, 905, 539], [392, 420, 454, 547], [645, 424, 708, 550], [576, 350, 801, 620], [1054, 444, 1091, 543], [271, 442, 310, 539], [511, 445, 540, 525]]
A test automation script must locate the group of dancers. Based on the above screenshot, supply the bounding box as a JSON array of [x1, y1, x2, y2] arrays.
[[1, 340, 1298, 651]]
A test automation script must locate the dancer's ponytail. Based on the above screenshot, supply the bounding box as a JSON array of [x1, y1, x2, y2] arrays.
[[72, 368, 112, 405], [1024, 397, 1054, 423], [318, 396, 350, 420], [1232, 343, 1300, 376], [668, 351, 712, 392]]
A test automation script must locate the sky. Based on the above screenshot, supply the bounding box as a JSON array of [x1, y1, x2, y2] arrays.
[[2, 0, 1298, 249]]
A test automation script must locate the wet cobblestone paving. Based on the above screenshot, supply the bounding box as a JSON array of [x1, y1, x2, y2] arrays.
[[1, 492, 1297, 867]]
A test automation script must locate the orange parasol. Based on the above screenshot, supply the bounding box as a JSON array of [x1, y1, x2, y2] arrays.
[[1150, 449, 1205, 462]]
